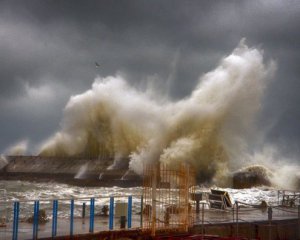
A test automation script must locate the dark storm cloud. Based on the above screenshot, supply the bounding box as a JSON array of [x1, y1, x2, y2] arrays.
[[0, 0, 300, 154]]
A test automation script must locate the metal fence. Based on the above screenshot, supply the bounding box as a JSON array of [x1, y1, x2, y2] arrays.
[[0, 194, 142, 240], [1, 191, 300, 240]]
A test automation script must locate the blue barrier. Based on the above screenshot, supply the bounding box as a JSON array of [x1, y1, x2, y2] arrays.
[[12, 201, 19, 240], [70, 199, 74, 236], [128, 196, 132, 228], [89, 198, 95, 233], [7, 195, 142, 239], [33, 200, 39, 239], [52, 200, 58, 237], [109, 197, 114, 230]]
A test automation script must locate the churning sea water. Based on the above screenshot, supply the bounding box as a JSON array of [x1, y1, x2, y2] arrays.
[[0, 180, 281, 219]]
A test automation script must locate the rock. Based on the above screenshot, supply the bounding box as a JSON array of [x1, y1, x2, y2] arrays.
[[260, 200, 268, 208], [101, 205, 109, 216], [26, 209, 49, 224], [233, 165, 272, 189]]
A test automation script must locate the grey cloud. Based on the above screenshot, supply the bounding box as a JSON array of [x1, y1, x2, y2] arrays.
[[0, 0, 300, 155]]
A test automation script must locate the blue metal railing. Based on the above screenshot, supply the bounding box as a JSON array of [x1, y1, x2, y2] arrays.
[[70, 199, 74, 236], [12, 201, 19, 240], [109, 197, 114, 230], [89, 198, 95, 233], [52, 200, 58, 237], [128, 196, 132, 228], [33, 200, 39, 239], [1, 195, 141, 240]]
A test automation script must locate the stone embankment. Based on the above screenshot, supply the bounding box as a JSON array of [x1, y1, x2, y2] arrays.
[[0, 155, 142, 187]]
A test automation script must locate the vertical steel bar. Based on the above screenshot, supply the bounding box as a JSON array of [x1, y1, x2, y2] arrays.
[[151, 165, 157, 236], [298, 205, 300, 239], [82, 202, 86, 219], [12, 201, 19, 240], [140, 195, 143, 228], [33, 200, 39, 240], [89, 198, 95, 233], [52, 200, 58, 238], [128, 196, 132, 228], [36, 200, 39, 239], [201, 203, 204, 240], [236, 201, 239, 238], [92, 198, 94, 231], [55, 200, 58, 236], [12, 201, 16, 240], [52, 200, 55, 237], [16, 202, 19, 240], [109, 197, 114, 230], [37, 200, 40, 238], [33, 201, 36, 239], [82, 202, 86, 224], [70, 199, 74, 236]]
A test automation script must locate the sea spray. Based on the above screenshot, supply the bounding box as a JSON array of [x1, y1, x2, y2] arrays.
[[0, 155, 8, 169], [36, 40, 282, 185], [6, 140, 28, 156]]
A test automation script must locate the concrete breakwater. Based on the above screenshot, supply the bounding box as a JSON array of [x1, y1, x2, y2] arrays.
[[0, 156, 142, 187]]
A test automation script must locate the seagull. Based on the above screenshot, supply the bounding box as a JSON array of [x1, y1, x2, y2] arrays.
[[95, 62, 100, 68]]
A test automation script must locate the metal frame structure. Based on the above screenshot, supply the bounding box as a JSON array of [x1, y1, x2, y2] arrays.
[[142, 163, 196, 236]]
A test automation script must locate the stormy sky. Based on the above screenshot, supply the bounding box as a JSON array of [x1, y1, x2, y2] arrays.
[[0, 0, 300, 158]]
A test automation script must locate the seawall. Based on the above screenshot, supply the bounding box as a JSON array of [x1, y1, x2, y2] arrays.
[[0, 156, 142, 187]]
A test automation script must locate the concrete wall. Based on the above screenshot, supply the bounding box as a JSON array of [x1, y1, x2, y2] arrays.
[[192, 219, 299, 240], [0, 156, 142, 187]]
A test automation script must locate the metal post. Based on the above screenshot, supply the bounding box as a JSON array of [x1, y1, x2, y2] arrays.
[[151, 165, 157, 236], [298, 205, 300, 239], [12, 201, 19, 240], [109, 197, 114, 230], [70, 199, 74, 236], [33, 200, 39, 240], [33, 201, 36, 239], [196, 200, 200, 214], [82, 202, 86, 218], [235, 201, 239, 238], [140, 195, 143, 228], [89, 198, 95, 233], [128, 196, 132, 228], [201, 203, 205, 240], [82, 202, 86, 224], [268, 206, 272, 240], [52, 200, 58, 238]]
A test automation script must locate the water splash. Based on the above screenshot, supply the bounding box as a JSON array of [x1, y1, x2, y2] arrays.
[[74, 163, 89, 179], [36, 40, 295, 186], [6, 140, 28, 156]]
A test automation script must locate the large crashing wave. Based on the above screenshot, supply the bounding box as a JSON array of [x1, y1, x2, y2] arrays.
[[39, 40, 277, 184]]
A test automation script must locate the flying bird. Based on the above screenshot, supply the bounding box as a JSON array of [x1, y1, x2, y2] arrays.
[[95, 62, 100, 68]]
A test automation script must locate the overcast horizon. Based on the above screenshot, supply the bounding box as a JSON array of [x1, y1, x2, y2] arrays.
[[1, 1, 300, 163]]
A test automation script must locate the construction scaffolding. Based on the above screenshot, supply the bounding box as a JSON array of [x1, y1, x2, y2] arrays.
[[142, 163, 196, 236]]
